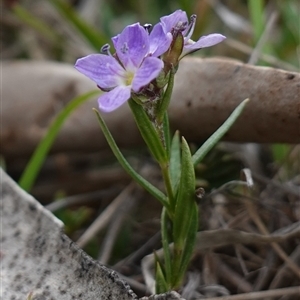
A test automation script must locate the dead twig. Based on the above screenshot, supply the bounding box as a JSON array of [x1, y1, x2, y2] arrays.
[[269, 245, 300, 289], [213, 256, 253, 293], [244, 201, 300, 279], [98, 187, 140, 264], [76, 182, 136, 248]]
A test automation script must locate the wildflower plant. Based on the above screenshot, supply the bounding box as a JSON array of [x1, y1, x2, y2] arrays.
[[75, 9, 248, 293]]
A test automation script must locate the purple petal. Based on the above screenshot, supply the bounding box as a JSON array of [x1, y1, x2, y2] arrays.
[[160, 9, 188, 33], [98, 85, 131, 112], [149, 23, 172, 57], [181, 34, 226, 58], [75, 54, 126, 89], [132, 57, 163, 92], [111, 34, 119, 50], [116, 23, 150, 70], [186, 34, 226, 50]]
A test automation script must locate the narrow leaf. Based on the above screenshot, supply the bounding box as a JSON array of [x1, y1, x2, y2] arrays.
[[161, 208, 172, 283], [155, 260, 168, 294], [93, 109, 169, 208], [128, 99, 168, 164], [19, 90, 100, 191], [169, 131, 181, 193], [178, 202, 198, 276], [173, 137, 195, 244], [192, 98, 249, 166]]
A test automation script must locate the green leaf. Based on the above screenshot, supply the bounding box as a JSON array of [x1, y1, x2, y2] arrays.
[[19, 90, 100, 192], [93, 109, 169, 208], [173, 137, 195, 244], [178, 202, 198, 276], [128, 99, 168, 164], [192, 98, 249, 167], [155, 259, 168, 294], [169, 131, 181, 194], [161, 208, 172, 284]]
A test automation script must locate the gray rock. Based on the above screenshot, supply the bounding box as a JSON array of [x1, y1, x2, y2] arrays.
[[1, 168, 137, 300], [1, 169, 185, 300]]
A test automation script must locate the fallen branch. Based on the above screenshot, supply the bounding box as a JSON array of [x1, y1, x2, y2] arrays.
[[2, 58, 299, 158]]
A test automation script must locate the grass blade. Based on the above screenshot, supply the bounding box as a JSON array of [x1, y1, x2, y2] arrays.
[[19, 90, 100, 191]]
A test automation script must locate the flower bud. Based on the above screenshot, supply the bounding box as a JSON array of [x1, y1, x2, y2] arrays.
[[162, 22, 186, 73]]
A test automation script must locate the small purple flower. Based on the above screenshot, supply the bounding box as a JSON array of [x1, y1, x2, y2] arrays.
[[75, 23, 164, 112], [160, 9, 226, 58], [112, 23, 172, 58]]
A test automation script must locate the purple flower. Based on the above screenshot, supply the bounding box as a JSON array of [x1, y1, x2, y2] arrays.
[[160, 9, 226, 58], [75, 23, 164, 112], [112, 23, 172, 58]]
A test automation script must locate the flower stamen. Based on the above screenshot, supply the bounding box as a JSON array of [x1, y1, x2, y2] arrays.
[[120, 42, 129, 54], [143, 23, 153, 33], [185, 14, 197, 41], [101, 44, 111, 55], [174, 21, 188, 33]]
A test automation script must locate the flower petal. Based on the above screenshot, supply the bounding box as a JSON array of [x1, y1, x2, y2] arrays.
[[181, 34, 226, 58], [160, 9, 188, 33], [98, 85, 131, 112], [116, 23, 149, 70], [186, 33, 226, 50], [111, 34, 119, 50], [149, 23, 172, 57], [132, 57, 163, 92], [75, 54, 126, 89]]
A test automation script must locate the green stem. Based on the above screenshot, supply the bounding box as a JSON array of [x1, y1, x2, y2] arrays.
[[156, 70, 176, 124], [158, 113, 174, 209]]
